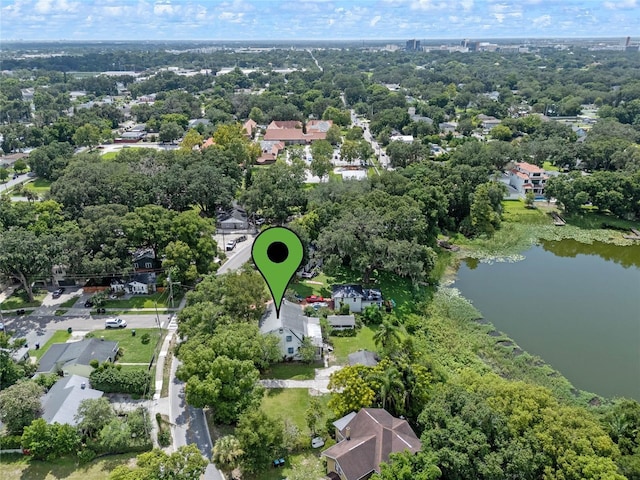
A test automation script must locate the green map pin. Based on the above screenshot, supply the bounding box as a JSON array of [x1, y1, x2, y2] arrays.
[[252, 226, 304, 318]]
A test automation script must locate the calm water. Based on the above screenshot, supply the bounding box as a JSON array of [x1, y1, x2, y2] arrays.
[[454, 239, 640, 400]]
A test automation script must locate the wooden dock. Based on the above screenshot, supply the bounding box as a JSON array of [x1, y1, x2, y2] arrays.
[[551, 212, 566, 226], [623, 228, 640, 240]]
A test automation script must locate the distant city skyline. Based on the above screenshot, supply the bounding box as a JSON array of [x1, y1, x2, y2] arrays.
[[1, 0, 639, 42]]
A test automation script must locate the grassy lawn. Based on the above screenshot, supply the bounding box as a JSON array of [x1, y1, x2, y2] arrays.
[[60, 296, 80, 308], [92, 328, 164, 363], [542, 161, 560, 171], [260, 362, 320, 380], [260, 388, 331, 432], [23, 178, 52, 193], [331, 325, 377, 364], [250, 452, 328, 480], [102, 291, 184, 309], [101, 151, 118, 160], [502, 199, 552, 226], [0, 289, 47, 310], [0, 452, 138, 480], [30, 330, 72, 360]]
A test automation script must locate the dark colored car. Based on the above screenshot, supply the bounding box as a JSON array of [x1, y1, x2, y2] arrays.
[[236, 235, 247, 242], [84, 299, 94, 308], [52, 287, 65, 298]]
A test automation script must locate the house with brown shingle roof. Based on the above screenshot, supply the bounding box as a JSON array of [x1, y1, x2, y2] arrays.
[[243, 118, 257, 139], [322, 408, 422, 480], [257, 140, 285, 165], [263, 120, 333, 145]]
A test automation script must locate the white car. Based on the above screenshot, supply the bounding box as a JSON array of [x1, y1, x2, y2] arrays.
[[311, 437, 325, 448], [105, 318, 127, 329]]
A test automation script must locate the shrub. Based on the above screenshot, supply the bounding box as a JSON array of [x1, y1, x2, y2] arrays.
[[158, 429, 171, 447], [77, 447, 96, 464], [89, 359, 99, 369], [140, 333, 151, 345], [89, 365, 151, 396], [34, 373, 59, 390], [0, 434, 23, 449]]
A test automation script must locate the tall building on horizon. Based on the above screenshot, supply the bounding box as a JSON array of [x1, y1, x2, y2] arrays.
[[406, 39, 421, 52]]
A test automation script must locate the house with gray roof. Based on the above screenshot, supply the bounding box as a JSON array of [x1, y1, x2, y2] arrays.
[[259, 300, 323, 360], [322, 408, 422, 480], [327, 314, 356, 331], [332, 284, 383, 313], [41, 375, 103, 425], [36, 338, 119, 377], [348, 350, 379, 367]]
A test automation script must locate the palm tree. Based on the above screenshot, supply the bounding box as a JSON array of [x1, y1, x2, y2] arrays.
[[371, 367, 405, 416], [373, 320, 401, 351], [212, 435, 244, 478]]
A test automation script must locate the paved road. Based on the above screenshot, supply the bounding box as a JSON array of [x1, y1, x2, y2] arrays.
[[217, 240, 253, 274], [0, 172, 31, 193]]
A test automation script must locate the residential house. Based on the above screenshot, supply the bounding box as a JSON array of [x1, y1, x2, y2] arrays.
[[114, 131, 144, 143], [257, 140, 285, 165], [0, 152, 29, 168], [243, 118, 257, 138], [133, 249, 161, 272], [217, 208, 249, 230], [259, 300, 323, 360], [36, 338, 119, 377], [322, 408, 422, 480], [327, 315, 356, 331], [477, 114, 502, 130], [128, 272, 157, 294], [439, 121, 458, 133], [408, 107, 433, 125], [41, 375, 103, 425], [332, 285, 383, 314], [263, 120, 333, 145], [509, 161, 549, 197], [389, 134, 414, 143], [188, 118, 210, 128], [348, 350, 379, 367]]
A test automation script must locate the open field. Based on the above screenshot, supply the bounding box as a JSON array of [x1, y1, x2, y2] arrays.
[[91, 328, 164, 363], [331, 325, 376, 364], [0, 453, 138, 480], [0, 290, 47, 310], [260, 362, 320, 380], [102, 291, 183, 309]]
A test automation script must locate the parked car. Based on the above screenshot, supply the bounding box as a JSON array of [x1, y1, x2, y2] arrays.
[[226, 240, 236, 251], [312, 302, 329, 310], [311, 437, 325, 448], [305, 295, 326, 303], [105, 318, 127, 329], [236, 235, 247, 243], [84, 299, 93, 308], [52, 287, 65, 298]]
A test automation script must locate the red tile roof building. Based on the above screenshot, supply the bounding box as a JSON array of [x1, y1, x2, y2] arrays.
[[509, 161, 549, 196], [263, 120, 333, 144]]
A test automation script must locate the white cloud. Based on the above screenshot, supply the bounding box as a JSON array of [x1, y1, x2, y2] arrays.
[[154, 1, 176, 15], [35, 0, 54, 13], [370, 15, 381, 26], [494, 13, 505, 22], [604, 0, 637, 8], [410, 0, 449, 10], [219, 11, 245, 23], [460, 0, 474, 10], [532, 14, 551, 27]]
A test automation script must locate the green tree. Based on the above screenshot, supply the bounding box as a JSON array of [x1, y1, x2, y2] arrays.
[[179, 355, 263, 424], [328, 365, 376, 418], [75, 397, 116, 439], [0, 380, 43, 434], [373, 320, 402, 352], [299, 336, 317, 364], [310, 155, 333, 179], [212, 435, 244, 478], [180, 128, 203, 151], [99, 418, 132, 453], [305, 396, 323, 437], [159, 121, 184, 143], [72, 123, 102, 149], [490, 124, 513, 141], [162, 240, 198, 285], [325, 124, 342, 145], [469, 182, 502, 236], [13, 159, 27, 173], [524, 191, 536, 208], [372, 451, 442, 480], [236, 410, 284, 474], [21, 419, 80, 460], [110, 445, 208, 480], [0, 229, 59, 302], [0, 333, 30, 390], [0, 167, 9, 182]]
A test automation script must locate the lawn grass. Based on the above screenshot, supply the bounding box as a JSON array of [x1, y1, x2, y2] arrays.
[[102, 291, 184, 309], [101, 151, 118, 160], [331, 325, 377, 364], [260, 388, 331, 432], [0, 289, 46, 309], [260, 362, 320, 380], [542, 161, 559, 171], [250, 452, 327, 480], [501, 199, 553, 226], [60, 296, 80, 308], [92, 328, 164, 363], [29, 330, 72, 360], [0, 453, 138, 480], [23, 178, 52, 193]]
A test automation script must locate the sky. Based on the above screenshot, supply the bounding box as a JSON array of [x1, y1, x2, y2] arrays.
[[1, 0, 639, 42]]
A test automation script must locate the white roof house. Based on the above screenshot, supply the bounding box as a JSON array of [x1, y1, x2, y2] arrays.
[[260, 300, 323, 360]]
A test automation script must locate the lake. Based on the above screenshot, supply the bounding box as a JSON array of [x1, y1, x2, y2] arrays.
[[454, 239, 640, 400]]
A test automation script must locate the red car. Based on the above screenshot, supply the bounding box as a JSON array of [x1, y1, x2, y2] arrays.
[[305, 295, 326, 303]]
